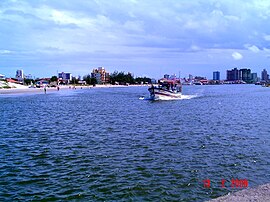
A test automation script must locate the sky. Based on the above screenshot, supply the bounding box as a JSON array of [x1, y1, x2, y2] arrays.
[[1, 0, 270, 79]]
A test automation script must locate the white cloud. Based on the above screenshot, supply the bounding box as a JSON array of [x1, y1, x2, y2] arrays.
[[244, 44, 260, 53], [2, 0, 270, 78], [50, 9, 79, 25], [263, 47, 270, 52], [252, 0, 270, 19], [189, 45, 201, 52], [0, 50, 12, 54], [232, 52, 243, 60], [34, 5, 95, 28]]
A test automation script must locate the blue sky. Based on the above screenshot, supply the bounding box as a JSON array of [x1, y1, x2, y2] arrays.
[[1, 0, 270, 79]]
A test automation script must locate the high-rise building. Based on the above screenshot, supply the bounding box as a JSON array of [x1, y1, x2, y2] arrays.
[[261, 69, 269, 81], [91, 67, 110, 84], [240, 68, 251, 83], [188, 74, 193, 81], [213, 71, 220, 81], [227, 68, 240, 81], [16, 69, 24, 78], [15, 69, 24, 83], [251, 73, 258, 83]]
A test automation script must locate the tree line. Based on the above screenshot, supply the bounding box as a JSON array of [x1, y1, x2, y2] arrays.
[[17, 71, 153, 86], [109, 71, 152, 85], [81, 71, 152, 85]]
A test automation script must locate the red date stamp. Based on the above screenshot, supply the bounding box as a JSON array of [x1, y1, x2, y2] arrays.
[[203, 179, 248, 188]]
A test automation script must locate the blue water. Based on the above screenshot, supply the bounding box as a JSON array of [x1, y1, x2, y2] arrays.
[[0, 85, 270, 201]]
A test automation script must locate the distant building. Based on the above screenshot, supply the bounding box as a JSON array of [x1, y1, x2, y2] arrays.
[[0, 74, 5, 79], [91, 67, 110, 84], [194, 76, 206, 80], [78, 80, 86, 85], [261, 69, 269, 81], [193, 76, 207, 85], [25, 74, 33, 80], [163, 74, 179, 80], [6, 78, 18, 83], [251, 73, 258, 83], [213, 71, 220, 81], [36, 78, 50, 87], [240, 68, 252, 83], [58, 72, 72, 84], [188, 74, 193, 81], [164, 74, 170, 79], [170, 74, 177, 79], [16, 69, 24, 83], [151, 78, 157, 84], [227, 68, 240, 81], [16, 69, 24, 78]]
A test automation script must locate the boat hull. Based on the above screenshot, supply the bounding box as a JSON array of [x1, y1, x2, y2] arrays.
[[148, 87, 181, 100]]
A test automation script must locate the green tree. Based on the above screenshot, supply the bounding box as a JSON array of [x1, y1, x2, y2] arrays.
[[24, 79, 34, 85], [90, 78, 97, 85], [83, 75, 97, 86], [135, 77, 152, 84], [71, 76, 79, 85], [110, 71, 135, 85], [83, 75, 91, 85], [50, 76, 58, 82]]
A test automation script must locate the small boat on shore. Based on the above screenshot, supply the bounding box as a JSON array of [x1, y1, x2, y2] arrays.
[[262, 83, 270, 87], [148, 78, 182, 100]]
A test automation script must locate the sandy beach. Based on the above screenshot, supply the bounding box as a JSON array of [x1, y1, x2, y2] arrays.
[[0, 84, 148, 95]]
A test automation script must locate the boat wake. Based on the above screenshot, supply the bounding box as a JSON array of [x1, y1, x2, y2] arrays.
[[139, 94, 197, 101], [180, 94, 197, 100]]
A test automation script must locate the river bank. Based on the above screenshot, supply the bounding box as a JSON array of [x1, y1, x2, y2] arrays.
[[209, 183, 270, 202], [0, 84, 148, 94]]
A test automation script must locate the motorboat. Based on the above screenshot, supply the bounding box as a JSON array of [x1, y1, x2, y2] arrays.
[[148, 78, 182, 100]]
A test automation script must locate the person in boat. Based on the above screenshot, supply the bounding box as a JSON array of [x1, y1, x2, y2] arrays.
[[171, 83, 175, 91], [167, 84, 170, 90]]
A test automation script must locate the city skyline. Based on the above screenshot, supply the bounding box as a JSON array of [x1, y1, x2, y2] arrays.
[[1, 0, 270, 79], [5, 67, 269, 82]]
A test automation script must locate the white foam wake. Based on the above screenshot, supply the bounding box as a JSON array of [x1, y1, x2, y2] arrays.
[[139, 94, 197, 101], [179, 94, 197, 100], [157, 94, 197, 100]]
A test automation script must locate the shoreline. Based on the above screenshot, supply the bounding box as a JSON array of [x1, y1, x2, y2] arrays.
[[0, 84, 148, 95], [208, 183, 270, 202]]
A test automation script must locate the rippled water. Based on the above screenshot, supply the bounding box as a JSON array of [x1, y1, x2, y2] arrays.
[[1, 85, 270, 201]]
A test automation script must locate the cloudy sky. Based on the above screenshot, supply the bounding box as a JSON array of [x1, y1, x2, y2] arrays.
[[1, 0, 270, 79]]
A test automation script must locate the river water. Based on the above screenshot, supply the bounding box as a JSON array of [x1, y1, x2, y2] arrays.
[[0, 85, 270, 201]]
